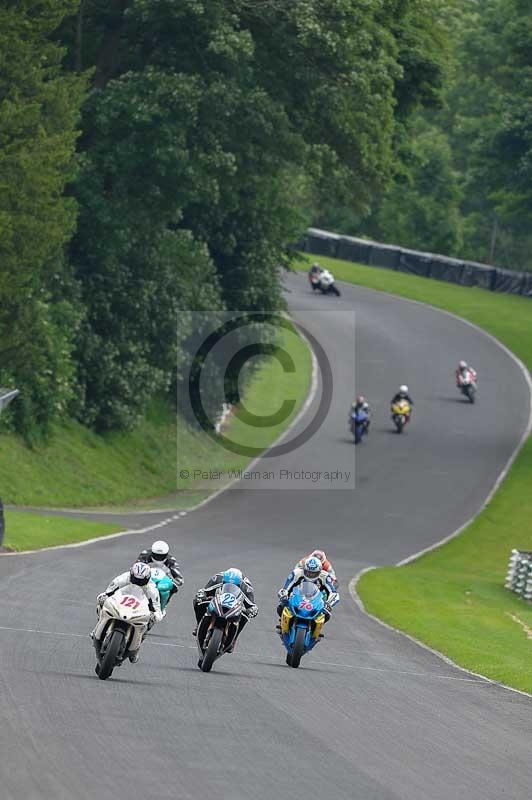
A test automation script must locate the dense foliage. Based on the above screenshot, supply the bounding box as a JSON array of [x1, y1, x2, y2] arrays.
[[0, 1, 86, 437], [0, 0, 449, 435], [352, 0, 532, 271]]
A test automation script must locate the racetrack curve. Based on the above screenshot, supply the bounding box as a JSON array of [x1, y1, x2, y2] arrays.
[[1, 273, 531, 800]]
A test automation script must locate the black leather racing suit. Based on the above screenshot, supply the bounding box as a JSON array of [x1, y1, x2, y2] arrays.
[[193, 573, 256, 639]]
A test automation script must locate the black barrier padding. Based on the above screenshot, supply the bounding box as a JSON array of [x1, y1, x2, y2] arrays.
[[302, 227, 531, 299], [429, 256, 465, 285], [369, 244, 400, 270], [305, 231, 339, 258], [461, 261, 496, 290], [337, 236, 372, 264], [398, 249, 433, 277], [0, 499, 4, 547], [520, 273, 532, 297], [494, 268, 525, 295]]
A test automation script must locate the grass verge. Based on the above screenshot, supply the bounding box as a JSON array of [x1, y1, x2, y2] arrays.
[[0, 322, 311, 511], [3, 511, 121, 552], [175, 320, 311, 505], [296, 252, 532, 693]]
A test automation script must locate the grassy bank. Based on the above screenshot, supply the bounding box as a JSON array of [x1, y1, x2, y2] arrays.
[[175, 320, 312, 505], [297, 252, 532, 692], [3, 511, 122, 552], [0, 322, 311, 510]]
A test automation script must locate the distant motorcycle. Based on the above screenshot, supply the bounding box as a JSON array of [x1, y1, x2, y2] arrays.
[[280, 581, 326, 668], [350, 409, 369, 444], [457, 370, 477, 403], [317, 269, 341, 296], [391, 399, 411, 433], [197, 582, 246, 672], [93, 585, 152, 680]]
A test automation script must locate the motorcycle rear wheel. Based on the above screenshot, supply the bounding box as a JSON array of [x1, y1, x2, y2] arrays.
[[289, 627, 307, 669], [98, 628, 124, 680], [200, 626, 223, 672]]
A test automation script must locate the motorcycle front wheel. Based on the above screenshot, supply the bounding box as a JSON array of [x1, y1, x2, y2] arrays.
[[288, 626, 307, 669], [98, 628, 124, 680], [200, 626, 223, 672]]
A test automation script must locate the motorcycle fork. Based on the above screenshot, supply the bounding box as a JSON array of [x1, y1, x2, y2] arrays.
[[312, 614, 325, 639], [281, 607, 293, 635]]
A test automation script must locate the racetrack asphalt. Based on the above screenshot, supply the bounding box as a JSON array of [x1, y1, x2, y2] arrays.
[[0, 272, 530, 800]]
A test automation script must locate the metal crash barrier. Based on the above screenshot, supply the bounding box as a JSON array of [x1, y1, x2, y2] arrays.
[[505, 550, 532, 601]]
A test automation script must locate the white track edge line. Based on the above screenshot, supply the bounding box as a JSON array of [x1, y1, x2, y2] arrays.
[[340, 279, 532, 699], [349, 573, 532, 700], [0, 322, 319, 556]]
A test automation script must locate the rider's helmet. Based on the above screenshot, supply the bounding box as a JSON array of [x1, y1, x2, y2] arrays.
[[151, 540, 170, 561], [223, 567, 243, 586], [303, 556, 322, 580], [399, 385, 409, 397], [459, 360, 468, 370], [130, 562, 151, 586], [356, 395, 365, 405], [308, 549, 326, 568]]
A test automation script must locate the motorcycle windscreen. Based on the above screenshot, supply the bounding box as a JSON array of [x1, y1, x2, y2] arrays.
[[291, 581, 324, 617], [218, 583, 243, 611]]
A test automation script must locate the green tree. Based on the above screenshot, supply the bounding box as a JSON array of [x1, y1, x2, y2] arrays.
[[372, 120, 463, 254], [66, 0, 426, 429], [0, 1, 86, 436]]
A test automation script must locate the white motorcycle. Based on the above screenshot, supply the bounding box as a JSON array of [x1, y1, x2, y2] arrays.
[[457, 370, 477, 403], [317, 269, 341, 296], [93, 584, 152, 680]]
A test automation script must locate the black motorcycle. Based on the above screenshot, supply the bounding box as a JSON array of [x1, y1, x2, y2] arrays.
[[196, 583, 245, 672]]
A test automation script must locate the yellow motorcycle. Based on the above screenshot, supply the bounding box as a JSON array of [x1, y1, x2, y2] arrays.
[[391, 399, 411, 434]]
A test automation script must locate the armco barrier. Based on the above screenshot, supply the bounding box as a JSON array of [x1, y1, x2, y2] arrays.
[[505, 550, 532, 601], [301, 228, 531, 298]]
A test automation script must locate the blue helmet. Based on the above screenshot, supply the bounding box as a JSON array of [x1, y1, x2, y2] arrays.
[[223, 567, 243, 586]]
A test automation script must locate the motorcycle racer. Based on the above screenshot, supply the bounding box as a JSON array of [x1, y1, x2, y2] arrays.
[[391, 385, 414, 407], [456, 360, 477, 386], [349, 395, 371, 434], [138, 540, 183, 585], [277, 557, 339, 623], [92, 562, 163, 663], [308, 262, 323, 290], [137, 540, 183, 607], [192, 568, 258, 648], [295, 549, 338, 588]]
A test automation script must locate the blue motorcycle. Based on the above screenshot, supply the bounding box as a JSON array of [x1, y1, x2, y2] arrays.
[[150, 566, 174, 612], [280, 581, 326, 668], [350, 409, 369, 444]]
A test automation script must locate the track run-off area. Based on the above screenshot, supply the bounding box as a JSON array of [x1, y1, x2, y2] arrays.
[[1, 272, 531, 800]]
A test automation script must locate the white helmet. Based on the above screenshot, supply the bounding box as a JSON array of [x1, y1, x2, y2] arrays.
[[130, 562, 151, 586], [459, 360, 468, 369], [399, 385, 409, 394], [151, 540, 170, 561]]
